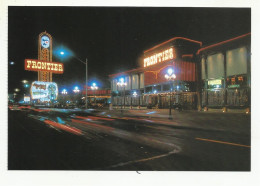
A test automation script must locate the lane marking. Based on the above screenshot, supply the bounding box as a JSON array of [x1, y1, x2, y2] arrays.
[[195, 137, 250, 148], [106, 149, 177, 169]]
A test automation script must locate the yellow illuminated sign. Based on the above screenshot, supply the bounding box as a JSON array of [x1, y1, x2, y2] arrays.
[[144, 48, 175, 67], [25, 59, 63, 74], [208, 79, 222, 85]]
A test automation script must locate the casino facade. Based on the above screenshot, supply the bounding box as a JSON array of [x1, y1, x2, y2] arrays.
[[109, 33, 251, 111]]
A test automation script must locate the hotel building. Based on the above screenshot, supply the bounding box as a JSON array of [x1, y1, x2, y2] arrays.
[[109, 33, 251, 111]]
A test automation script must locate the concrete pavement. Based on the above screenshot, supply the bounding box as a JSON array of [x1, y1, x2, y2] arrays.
[[99, 108, 251, 135]]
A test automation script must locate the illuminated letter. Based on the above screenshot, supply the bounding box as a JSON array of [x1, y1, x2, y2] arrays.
[[54, 64, 58, 71], [144, 58, 148, 67], [47, 63, 51, 70], [165, 50, 169, 60], [58, 64, 63, 71], [158, 53, 162, 62], [42, 62, 46, 70], [150, 56, 153, 65], [162, 52, 165, 61], [32, 61, 37, 69], [37, 62, 41, 69], [153, 55, 157, 64], [26, 60, 31, 68], [50, 63, 54, 70], [169, 48, 174, 59]]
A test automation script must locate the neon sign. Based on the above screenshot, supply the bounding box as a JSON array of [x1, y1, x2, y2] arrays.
[[30, 81, 58, 100], [25, 59, 64, 74], [41, 36, 50, 48], [144, 47, 175, 67]]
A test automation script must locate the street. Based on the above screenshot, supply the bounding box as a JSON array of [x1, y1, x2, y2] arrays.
[[8, 107, 250, 171]]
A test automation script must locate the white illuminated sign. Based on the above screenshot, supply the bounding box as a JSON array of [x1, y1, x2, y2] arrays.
[[41, 36, 50, 48], [30, 81, 58, 100], [208, 79, 222, 85], [24, 96, 30, 102], [144, 48, 175, 67]]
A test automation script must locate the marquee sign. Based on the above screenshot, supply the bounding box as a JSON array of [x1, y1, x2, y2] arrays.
[[38, 32, 53, 82], [30, 81, 58, 100], [25, 59, 64, 74], [144, 47, 176, 67]]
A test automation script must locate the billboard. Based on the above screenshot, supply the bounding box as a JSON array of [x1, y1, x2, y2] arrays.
[[30, 81, 58, 101], [24, 96, 30, 102], [25, 59, 64, 74]]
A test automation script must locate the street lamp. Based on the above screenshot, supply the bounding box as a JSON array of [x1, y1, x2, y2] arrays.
[[165, 68, 176, 120], [132, 91, 138, 109], [91, 83, 98, 106], [117, 78, 127, 112], [59, 50, 88, 109], [73, 86, 80, 93], [61, 89, 68, 94], [22, 80, 28, 84], [10, 61, 15, 65], [14, 88, 20, 92]]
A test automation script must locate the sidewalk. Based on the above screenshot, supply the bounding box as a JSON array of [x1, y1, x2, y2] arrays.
[[100, 108, 251, 135]]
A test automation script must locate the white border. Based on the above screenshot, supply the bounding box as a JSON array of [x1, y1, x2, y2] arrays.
[[1, 1, 259, 186]]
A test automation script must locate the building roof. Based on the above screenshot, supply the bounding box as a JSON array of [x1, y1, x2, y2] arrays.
[[197, 33, 251, 54], [144, 37, 202, 53], [108, 67, 144, 78]]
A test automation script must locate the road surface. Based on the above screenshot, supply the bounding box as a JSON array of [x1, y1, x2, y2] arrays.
[[8, 107, 250, 170]]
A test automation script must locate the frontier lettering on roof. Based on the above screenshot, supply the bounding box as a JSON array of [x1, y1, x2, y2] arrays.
[[24, 59, 64, 74], [144, 47, 176, 67]]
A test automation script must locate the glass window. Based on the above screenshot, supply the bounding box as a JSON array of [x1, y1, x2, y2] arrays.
[[140, 73, 144, 88], [201, 58, 206, 79], [226, 47, 247, 76], [207, 53, 224, 79], [207, 89, 224, 106], [162, 84, 170, 91], [131, 74, 139, 90], [112, 79, 118, 91], [227, 88, 248, 106], [145, 86, 152, 93], [227, 75, 247, 88], [154, 85, 161, 92]]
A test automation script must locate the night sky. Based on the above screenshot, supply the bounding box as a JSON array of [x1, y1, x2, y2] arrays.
[[8, 7, 250, 93]]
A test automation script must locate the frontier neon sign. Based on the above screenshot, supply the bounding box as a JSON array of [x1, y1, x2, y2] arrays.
[[25, 59, 64, 74], [144, 47, 176, 67]]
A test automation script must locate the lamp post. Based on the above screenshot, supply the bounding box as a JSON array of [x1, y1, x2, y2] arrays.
[[61, 89, 68, 95], [165, 68, 176, 120], [91, 83, 98, 106], [59, 51, 88, 109], [73, 86, 80, 93], [117, 78, 127, 113], [132, 91, 137, 109]]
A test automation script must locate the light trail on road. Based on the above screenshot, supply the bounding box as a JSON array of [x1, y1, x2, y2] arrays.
[[195, 137, 251, 148]]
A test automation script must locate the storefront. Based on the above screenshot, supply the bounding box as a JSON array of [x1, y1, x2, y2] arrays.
[[198, 33, 251, 110], [109, 33, 250, 111], [109, 37, 201, 109]]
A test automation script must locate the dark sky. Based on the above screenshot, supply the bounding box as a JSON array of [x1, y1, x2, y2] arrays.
[[8, 7, 250, 93]]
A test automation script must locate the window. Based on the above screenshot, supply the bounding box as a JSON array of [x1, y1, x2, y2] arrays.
[[226, 47, 247, 76], [207, 53, 224, 79]]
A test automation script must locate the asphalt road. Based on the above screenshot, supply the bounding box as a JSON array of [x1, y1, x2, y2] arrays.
[[8, 107, 250, 171]]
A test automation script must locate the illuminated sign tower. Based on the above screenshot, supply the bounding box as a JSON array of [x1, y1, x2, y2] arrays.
[[38, 31, 53, 82]]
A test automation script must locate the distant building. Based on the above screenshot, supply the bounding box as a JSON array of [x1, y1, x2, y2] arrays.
[[109, 33, 251, 111], [82, 86, 111, 106]]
